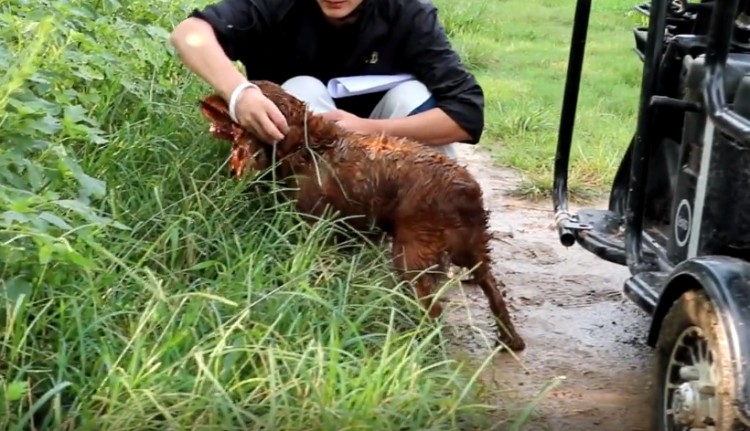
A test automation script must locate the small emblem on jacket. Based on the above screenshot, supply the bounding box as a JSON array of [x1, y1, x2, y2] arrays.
[[365, 51, 378, 64]]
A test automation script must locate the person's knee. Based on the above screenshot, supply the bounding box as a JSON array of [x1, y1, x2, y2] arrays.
[[371, 80, 435, 119], [281, 75, 336, 113], [432, 143, 458, 160], [281, 75, 327, 95]]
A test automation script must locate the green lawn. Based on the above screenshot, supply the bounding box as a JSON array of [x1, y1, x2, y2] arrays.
[[436, 0, 644, 200], [1, 0, 643, 428]]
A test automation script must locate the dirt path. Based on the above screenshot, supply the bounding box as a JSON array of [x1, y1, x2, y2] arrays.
[[444, 145, 655, 430]]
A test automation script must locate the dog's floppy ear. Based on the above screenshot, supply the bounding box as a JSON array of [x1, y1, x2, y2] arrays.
[[200, 95, 233, 126]]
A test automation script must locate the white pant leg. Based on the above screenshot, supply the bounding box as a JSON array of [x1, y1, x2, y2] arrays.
[[281, 75, 337, 114], [369, 80, 457, 159]]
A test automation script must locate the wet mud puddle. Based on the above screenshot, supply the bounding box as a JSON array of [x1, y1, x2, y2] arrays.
[[442, 145, 655, 430]]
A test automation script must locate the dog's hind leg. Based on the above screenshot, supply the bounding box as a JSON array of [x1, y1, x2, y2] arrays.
[[449, 229, 526, 352], [390, 228, 447, 319]]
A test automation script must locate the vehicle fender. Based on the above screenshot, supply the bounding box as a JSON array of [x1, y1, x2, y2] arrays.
[[648, 255, 750, 421]]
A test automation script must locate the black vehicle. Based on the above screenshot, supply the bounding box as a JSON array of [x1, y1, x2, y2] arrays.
[[553, 0, 750, 428]]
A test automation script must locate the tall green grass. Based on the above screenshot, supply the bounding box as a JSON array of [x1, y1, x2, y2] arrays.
[[0, 1, 506, 429]]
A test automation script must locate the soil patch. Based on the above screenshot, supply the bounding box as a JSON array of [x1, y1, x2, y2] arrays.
[[443, 145, 654, 431]]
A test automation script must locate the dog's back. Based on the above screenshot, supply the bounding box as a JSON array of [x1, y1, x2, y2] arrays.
[[279, 117, 485, 235]]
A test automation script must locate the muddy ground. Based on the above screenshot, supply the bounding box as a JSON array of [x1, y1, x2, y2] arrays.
[[443, 145, 655, 430]]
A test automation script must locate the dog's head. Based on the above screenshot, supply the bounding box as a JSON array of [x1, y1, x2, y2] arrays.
[[199, 95, 270, 178], [200, 94, 236, 141], [250, 80, 311, 128], [201, 81, 311, 135], [250, 80, 340, 154], [200, 80, 337, 176]]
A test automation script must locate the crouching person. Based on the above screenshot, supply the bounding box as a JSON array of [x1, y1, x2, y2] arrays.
[[169, 0, 485, 159]]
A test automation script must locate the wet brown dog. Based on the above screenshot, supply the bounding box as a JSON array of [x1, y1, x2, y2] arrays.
[[199, 80, 526, 351]]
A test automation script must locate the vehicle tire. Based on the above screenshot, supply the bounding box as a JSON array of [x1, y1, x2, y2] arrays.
[[653, 289, 750, 430]]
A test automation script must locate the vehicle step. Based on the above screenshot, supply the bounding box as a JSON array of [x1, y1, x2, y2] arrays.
[[623, 271, 669, 315]]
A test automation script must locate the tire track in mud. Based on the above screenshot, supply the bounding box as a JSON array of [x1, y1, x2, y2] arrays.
[[443, 145, 655, 431]]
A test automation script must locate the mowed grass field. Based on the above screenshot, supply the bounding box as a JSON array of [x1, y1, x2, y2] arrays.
[[1, 0, 641, 429], [436, 0, 643, 200]]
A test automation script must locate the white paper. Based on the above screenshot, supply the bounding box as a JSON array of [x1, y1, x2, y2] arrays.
[[326, 74, 415, 98]]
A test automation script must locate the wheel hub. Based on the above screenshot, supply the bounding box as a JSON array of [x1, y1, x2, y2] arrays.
[[672, 381, 700, 426], [664, 327, 719, 430]]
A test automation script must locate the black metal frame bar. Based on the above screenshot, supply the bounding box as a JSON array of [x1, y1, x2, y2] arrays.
[[625, 0, 670, 273], [552, 0, 591, 248], [553, 0, 750, 269], [704, 0, 750, 143]]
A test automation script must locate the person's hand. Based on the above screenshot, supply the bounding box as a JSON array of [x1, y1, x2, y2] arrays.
[[234, 87, 289, 143], [320, 109, 373, 134]]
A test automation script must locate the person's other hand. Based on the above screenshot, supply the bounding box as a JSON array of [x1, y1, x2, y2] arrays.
[[234, 87, 289, 143], [319, 109, 373, 134]]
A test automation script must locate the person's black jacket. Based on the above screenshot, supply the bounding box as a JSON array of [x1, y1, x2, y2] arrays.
[[189, 0, 485, 144]]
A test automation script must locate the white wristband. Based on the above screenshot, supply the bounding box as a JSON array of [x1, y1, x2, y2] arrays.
[[228, 81, 259, 124]]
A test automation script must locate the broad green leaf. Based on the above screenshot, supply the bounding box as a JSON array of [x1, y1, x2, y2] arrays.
[[21, 159, 44, 190], [72, 64, 104, 81], [75, 171, 107, 199], [2, 211, 30, 225], [63, 104, 90, 124], [38, 243, 53, 264], [5, 381, 28, 402], [26, 114, 62, 135], [38, 211, 72, 230], [2, 277, 32, 303], [64, 248, 96, 269]]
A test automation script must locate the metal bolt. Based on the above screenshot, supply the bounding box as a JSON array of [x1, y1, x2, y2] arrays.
[[679, 365, 701, 381]]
